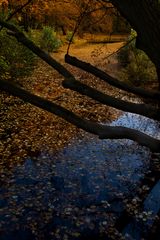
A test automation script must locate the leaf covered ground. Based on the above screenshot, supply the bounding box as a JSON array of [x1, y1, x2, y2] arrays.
[[0, 42, 123, 170]]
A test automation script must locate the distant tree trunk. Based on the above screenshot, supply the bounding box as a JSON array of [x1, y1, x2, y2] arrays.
[[61, 26, 66, 35], [21, 12, 29, 32]]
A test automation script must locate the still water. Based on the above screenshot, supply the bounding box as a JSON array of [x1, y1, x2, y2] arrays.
[[0, 113, 159, 239]]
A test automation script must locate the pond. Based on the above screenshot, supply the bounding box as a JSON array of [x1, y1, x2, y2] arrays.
[[0, 112, 160, 240]]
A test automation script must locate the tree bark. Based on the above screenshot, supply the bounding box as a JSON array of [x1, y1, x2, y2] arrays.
[[0, 20, 160, 152], [65, 54, 160, 100], [110, 0, 160, 88], [62, 78, 160, 121], [0, 20, 159, 120], [0, 79, 160, 152]]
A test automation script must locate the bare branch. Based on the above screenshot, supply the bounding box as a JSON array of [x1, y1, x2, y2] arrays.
[[0, 20, 159, 121], [0, 20, 160, 151], [0, 79, 160, 152], [0, 0, 34, 31], [65, 54, 160, 100], [62, 78, 160, 121], [6, 0, 34, 22], [103, 37, 136, 60], [67, 0, 93, 54]]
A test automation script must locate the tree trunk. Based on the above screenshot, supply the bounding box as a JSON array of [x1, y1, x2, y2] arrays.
[[110, 0, 160, 89]]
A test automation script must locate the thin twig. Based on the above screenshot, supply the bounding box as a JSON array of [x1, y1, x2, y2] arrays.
[[67, 0, 93, 54], [0, 0, 34, 31], [103, 36, 136, 60]]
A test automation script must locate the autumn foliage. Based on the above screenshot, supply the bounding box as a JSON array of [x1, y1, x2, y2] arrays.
[[0, 0, 129, 34]]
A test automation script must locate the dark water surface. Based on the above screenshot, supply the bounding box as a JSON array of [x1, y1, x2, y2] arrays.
[[0, 113, 160, 239]]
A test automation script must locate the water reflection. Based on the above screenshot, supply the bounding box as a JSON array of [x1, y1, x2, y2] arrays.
[[0, 113, 159, 239], [111, 112, 160, 138]]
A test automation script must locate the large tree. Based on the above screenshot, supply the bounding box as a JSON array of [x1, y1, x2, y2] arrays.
[[0, 0, 160, 152], [109, 0, 160, 88]]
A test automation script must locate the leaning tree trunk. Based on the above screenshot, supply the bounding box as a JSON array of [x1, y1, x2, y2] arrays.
[[110, 0, 160, 90]]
